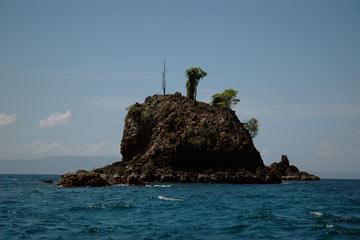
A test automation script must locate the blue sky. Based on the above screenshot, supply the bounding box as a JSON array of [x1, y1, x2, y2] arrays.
[[0, 0, 359, 178]]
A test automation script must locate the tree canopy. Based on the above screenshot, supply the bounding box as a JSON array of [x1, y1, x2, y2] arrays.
[[186, 67, 207, 100], [211, 89, 240, 109], [244, 118, 259, 138]]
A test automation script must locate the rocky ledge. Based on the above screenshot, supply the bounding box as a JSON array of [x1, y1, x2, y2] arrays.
[[59, 93, 319, 187], [59, 170, 109, 187], [269, 155, 320, 181]]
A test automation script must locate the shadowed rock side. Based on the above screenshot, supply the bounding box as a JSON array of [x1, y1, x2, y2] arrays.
[[59, 93, 319, 187], [120, 93, 264, 172]]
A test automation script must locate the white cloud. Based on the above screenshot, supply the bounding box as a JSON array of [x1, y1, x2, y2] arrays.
[[0, 113, 18, 127], [39, 110, 72, 128]]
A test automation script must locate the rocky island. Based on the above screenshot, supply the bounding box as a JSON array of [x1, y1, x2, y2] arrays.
[[59, 93, 319, 187], [59, 67, 319, 187]]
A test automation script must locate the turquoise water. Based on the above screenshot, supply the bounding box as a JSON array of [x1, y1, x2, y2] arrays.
[[0, 175, 359, 239]]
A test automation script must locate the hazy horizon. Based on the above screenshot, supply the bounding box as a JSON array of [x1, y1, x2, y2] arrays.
[[1, 0, 359, 178], [0, 155, 358, 180]]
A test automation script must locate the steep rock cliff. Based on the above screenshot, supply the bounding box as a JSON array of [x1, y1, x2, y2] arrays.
[[120, 92, 264, 172]]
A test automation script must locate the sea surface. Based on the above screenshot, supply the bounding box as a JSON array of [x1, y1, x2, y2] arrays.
[[0, 175, 359, 239]]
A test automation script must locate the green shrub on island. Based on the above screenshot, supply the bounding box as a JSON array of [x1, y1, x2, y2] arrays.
[[211, 89, 240, 109], [125, 103, 151, 125], [186, 67, 207, 100]]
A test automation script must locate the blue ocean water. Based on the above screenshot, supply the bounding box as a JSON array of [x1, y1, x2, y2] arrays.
[[0, 175, 359, 239]]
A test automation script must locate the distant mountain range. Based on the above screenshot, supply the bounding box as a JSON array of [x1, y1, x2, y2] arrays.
[[0, 156, 119, 174]]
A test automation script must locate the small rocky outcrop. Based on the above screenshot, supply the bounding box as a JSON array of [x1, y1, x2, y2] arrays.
[[58, 93, 319, 187], [59, 170, 109, 187], [269, 155, 320, 181]]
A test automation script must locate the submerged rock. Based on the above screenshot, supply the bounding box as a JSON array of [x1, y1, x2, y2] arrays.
[[41, 178, 53, 184]]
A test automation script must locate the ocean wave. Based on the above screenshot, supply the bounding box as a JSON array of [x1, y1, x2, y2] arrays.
[[70, 202, 135, 211], [158, 195, 183, 201], [146, 184, 172, 188], [334, 215, 360, 224], [326, 224, 334, 228], [89, 203, 106, 209], [316, 224, 335, 229], [114, 184, 128, 187], [310, 211, 324, 217]]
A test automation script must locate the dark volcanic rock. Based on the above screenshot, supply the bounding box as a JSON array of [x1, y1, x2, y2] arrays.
[[120, 93, 264, 172], [269, 155, 320, 181], [59, 170, 109, 187], [60, 94, 315, 187], [92, 93, 275, 185], [127, 173, 145, 186]]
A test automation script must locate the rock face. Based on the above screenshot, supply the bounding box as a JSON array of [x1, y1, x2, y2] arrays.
[[121, 93, 264, 172], [59, 170, 109, 187], [269, 155, 320, 181], [58, 93, 319, 187]]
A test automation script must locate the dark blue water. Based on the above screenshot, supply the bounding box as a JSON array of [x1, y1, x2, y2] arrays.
[[0, 175, 359, 239]]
